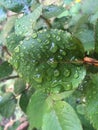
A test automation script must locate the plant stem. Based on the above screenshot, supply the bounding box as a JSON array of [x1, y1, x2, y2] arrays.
[[0, 75, 19, 82]]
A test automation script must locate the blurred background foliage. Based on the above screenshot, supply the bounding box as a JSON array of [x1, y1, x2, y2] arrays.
[[0, 0, 98, 129]]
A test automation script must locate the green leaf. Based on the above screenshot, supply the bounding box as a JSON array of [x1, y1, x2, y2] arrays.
[[50, 90, 74, 101], [63, 0, 73, 4], [94, 20, 98, 54], [75, 29, 95, 52], [84, 74, 98, 130], [42, 101, 83, 130], [43, 5, 65, 18], [0, 15, 17, 45], [0, 6, 7, 23], [90, 11, 98, 24], [15, 5, 42, 36], [10, 29, 86, 93], [0, 0, 23, 12], [14, 78, 26, 95], [19, 87, 34, 113], [27, 90, 48, 129], [6, 33, 24, 53], [0, 93, 17, 118], [81, 0, 98, 14], [0, 61, 13, 79]]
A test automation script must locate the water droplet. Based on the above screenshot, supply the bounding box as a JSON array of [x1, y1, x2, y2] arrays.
[[54, 69, 60, 77], [45, 40, 50, 45], [32, 33, 38, 38], [56, 36, 61, 41], [60, 49, 67, 56], [63, 82, 72, 91], [51, 86, 61, 94], [50, 42, 58, 53], [74, 71, 79, 79], [47, 58, 58, 68], [33, 73, 43, 83], [64, 69, 71, 77]]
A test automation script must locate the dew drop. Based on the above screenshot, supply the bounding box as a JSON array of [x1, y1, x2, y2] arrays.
[[54, 69, 60, 77], [63, 82, 72, 91], [45, 40, 50, 45], [56, 36, 61, 41], [33, 73, 43, 83], [32, 33, 38, 38], [51, 86, 61, 94], [74, 71, 79, 79], [64, 69, 71, 77], [50, 42, 58, 53], [47, 58, 58, 68]]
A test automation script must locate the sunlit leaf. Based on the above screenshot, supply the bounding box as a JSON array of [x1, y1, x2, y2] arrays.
[[27, 90, 48, 129], [42, 100, 83, 130]]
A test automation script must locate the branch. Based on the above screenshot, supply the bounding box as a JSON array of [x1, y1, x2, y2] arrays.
[[2, 46, 11, 56], [40, 15, 52, 28], [0, 75, 19, 82]]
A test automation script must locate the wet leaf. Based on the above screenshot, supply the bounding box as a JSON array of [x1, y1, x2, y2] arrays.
[[6, 33, 24, 53], [15, 5, 42, 36], [10, 29, 86, 93]]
